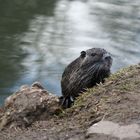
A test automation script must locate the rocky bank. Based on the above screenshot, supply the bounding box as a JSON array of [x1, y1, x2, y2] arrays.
[[0, 64, 140, 140]]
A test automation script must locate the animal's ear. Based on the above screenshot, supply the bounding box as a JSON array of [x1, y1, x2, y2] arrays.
[[80, 51, 86, 58]]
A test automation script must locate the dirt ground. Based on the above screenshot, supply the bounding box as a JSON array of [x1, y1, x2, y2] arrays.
[[0, 64, 140, 140]]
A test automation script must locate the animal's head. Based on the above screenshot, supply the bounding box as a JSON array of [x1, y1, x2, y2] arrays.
[[80, 48, 113, 79]]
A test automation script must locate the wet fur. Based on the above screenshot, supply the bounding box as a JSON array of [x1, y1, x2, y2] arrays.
[[61, 48, 112, 108]]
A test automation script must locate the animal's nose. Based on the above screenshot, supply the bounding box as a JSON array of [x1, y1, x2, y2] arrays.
[[105, 56, 112, 60], [103, 53, 112, 61]]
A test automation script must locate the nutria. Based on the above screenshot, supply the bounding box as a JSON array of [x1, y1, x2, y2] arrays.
[[61, 48, 113, 108]]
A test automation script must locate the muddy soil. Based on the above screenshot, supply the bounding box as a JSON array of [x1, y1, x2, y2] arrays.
[[0, 64, 140, 140]]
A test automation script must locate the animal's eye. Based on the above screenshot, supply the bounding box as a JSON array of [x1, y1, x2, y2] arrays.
[[91, 53, 96, 57]]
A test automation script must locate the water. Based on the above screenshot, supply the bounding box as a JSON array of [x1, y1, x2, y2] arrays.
[[0, 0, 140, 105]]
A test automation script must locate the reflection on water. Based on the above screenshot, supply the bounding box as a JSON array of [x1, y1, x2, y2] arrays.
[[0, 0, 140, 105]]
